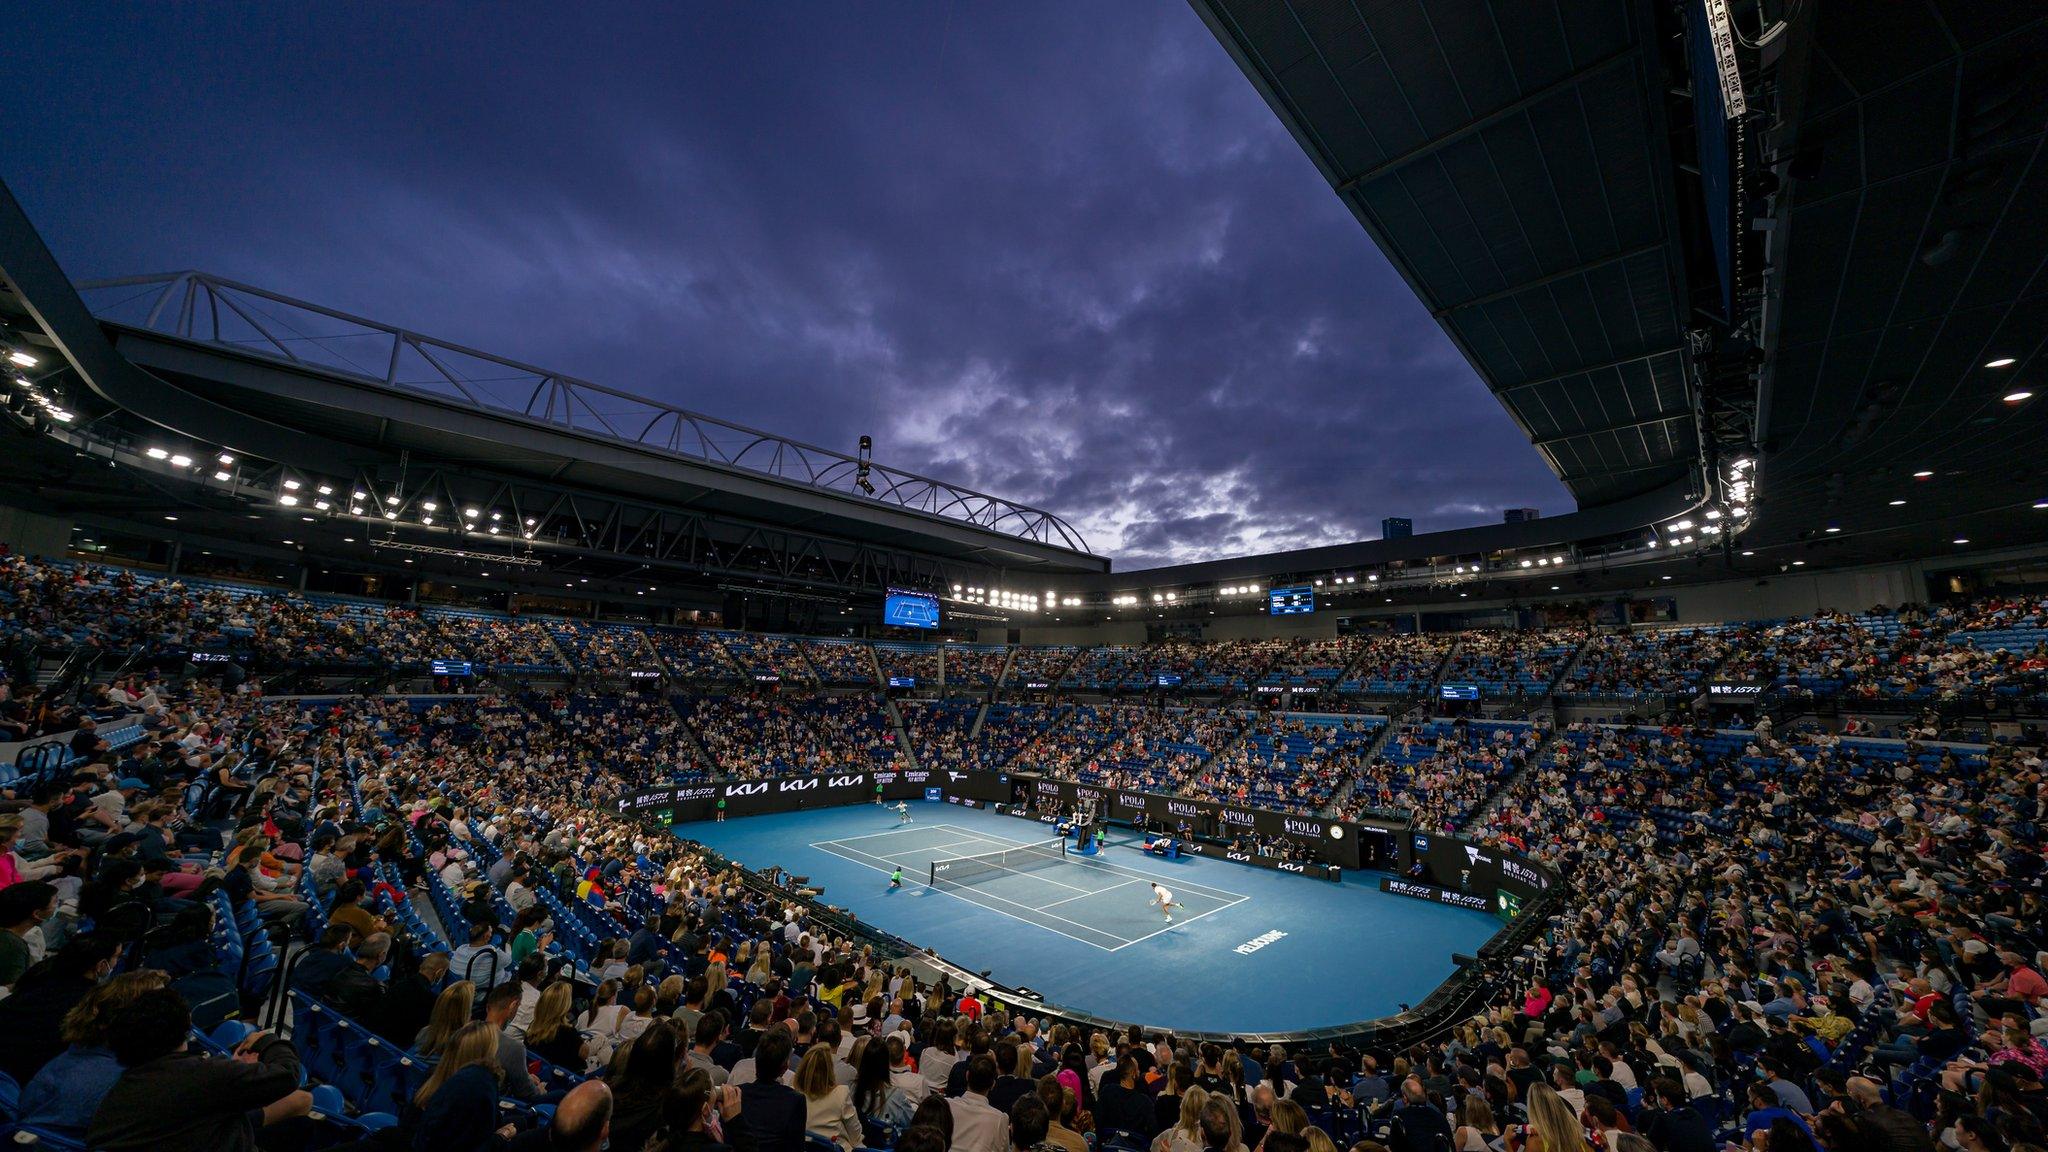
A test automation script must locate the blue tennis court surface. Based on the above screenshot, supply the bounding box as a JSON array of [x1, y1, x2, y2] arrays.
[[680, 803, 1500, 1033], [813, 823, 1247, 950]]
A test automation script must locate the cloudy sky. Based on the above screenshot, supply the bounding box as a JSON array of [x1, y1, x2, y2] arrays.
[[6, 2, 1565, 569]]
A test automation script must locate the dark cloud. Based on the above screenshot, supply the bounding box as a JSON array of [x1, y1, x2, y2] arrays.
[[4, 1, 1565, 569]]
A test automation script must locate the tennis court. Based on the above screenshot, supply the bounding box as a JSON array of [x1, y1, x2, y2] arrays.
[[811, 823, 1247, 950]]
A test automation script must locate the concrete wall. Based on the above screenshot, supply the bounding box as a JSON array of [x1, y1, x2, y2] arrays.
[[0, 505, 73, 558], [995, 546, 2048, 646]]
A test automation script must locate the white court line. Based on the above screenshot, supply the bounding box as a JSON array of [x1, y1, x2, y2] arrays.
[[1038, 877, 1145, 910], [1108, 893, 1250, 952], [927, 824, 1249, 903], [810, 839, 1130, 950], [813, 835, 989, 859], [813, 825, 972, 845]]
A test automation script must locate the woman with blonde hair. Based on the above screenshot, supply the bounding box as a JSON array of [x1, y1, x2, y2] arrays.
[[524, 981, 588, 1071], [410, 1021, 514, 1146], [655, 973, 686, 1017], [413, 980, 478, 1057], [797, 1041, 861, 1150], [1304, 1128, 1339, 1152], [1518, 1083, 1591, 1152], [1456, 1095, 1503, 1152], [1156, 1085, 1210, 1152]]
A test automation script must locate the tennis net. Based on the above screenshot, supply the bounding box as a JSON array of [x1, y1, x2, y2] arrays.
[[928, 838, 1068, 888]]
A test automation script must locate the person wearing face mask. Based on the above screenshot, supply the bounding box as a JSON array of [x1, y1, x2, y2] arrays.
[[0, 933, 122, 1082]]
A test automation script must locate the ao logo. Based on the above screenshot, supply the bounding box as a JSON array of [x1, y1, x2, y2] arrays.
[[1413, 835, 1431, 852]]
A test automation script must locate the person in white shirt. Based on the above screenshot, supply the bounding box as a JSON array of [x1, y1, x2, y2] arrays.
[[887, 1035, 928, 1104], [947, 1054, 1011, 1152], [920, 1019, 960, 1097]]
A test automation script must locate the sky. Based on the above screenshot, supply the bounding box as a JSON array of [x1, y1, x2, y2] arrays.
[[4, 2, 1566, 570]]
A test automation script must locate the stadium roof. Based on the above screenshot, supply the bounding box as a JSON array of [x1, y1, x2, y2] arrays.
[[1192, 0, 1699, 511], [1190, 0, 2048, 573]]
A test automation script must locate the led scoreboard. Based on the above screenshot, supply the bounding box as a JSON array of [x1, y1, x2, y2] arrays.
[[1268, 585, 1315, 616]]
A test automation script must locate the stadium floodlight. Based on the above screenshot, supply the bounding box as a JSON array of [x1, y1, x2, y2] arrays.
[[1520, 560, 1533, 568], [421, 516, 433, 525], [218, 453, 236, 466], [168, 454, 192, 467], [214, 470, 233, 481], [1368, 574, 1379, 581], [1985, 357, 2017, 368], [1165, 592, 1177, 602], [2004, 391, 2033, 403], [1666, 520, 1693, 532], [145, 447, 170, 460], [316, 484, 334, 495], [464, 507, 480, 518], [421, 501, 437, 511], [1913, 470, 1933, 478], [7, 350, 37, 367], [489, 511, 501, 520], [352, 490, 368, 501], [314, 500, 331, 511], [279, 494, 299, 506], [488, 526, 500, 534], [1704, 509, 1723, 520]]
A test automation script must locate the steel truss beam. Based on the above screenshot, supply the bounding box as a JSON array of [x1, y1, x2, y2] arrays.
[[77, 271, 1092, 554]]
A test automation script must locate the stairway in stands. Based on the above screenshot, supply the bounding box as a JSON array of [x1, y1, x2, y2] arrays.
[[1460, 722, 1558, 836], [1318, 711, 1402, 819]]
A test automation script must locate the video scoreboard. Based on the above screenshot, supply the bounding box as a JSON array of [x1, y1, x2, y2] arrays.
[[1268, 585, 1314, 616]]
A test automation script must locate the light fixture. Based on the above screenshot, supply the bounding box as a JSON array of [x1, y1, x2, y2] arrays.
[[1792, 560, 1806, 566], [168, 454, 192, 468], [352, 490, 368, 501], [283, 478, 302, 490], [7, 350, 37, 367], [464, 508, 480, 518], [1985, 357, 2017, 368], [164, 515, 177, 521], [1741, 550, 1754, 556], [145, 447, 170, 460], [386, 512, 398, 520], [1825, 527, 1841, 533], [2003, 391, 2033, 403], [1550, 585, 1559, 591], [213, 470, 232, 481], [1953, 537, 1970, 545], [1667, 520, 1694, 532], [421, 501, 437, 511], [316, 484, 333, 496], [279, 494, 299, 506], [1661, 575, 1672, 581], [385, 494, 401, 505], [2035, 500, 2048, 510], [314, 500, 331, 511], [1520, 560, 1533, 568], [1888, 499, 1906, 506], [1550, 557, 1563, 565], [1914, 470, 1934, 479], [1703, 509, 1723, 520]]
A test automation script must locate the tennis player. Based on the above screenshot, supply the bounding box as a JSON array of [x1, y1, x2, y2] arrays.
[[1149, 882, 1182, 923], [893, 801, 912, 825]]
